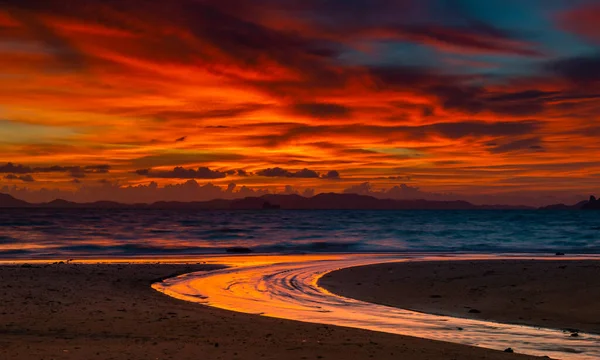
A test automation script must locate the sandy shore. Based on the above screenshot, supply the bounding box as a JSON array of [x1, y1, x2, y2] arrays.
[[0, 261, 535, 360], [320, 259, 600, 334]]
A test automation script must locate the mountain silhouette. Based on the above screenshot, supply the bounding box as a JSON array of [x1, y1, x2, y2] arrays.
[[0, 191, 548, 210], [539, 200, 589, 210], [0, 193, 31, 207], [582, 196, 600, 210], [539, 195, 599, 210], [2, 192, 597, 210]]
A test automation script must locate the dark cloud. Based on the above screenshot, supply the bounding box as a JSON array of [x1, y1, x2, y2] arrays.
[[5, 4, 87, 70], [321, 170, 340, 179], [175, 136, 187, 142], [427, 121, 541, 139], [487, 138, 544, 154], [4, 174, 35, 182], [376, 23, 541, 56], [257, 167, 335, 178], [153, 104, 266, 122], [294, 168, 321, 178], [136, 166, 227, 179], [546, 54, 600, 87], [256, 167, 295, 177], [251, 120, 542, 147], [437, 86, 600, 118], [3, 0, 340, 80], [3, 1, 542, 106], [130, 153, 245, 169], [0, 163, 110, 178], [0, 163, 32, 174], [42, 165, 110, 178], [292, 102, 351, 119], [85, 165, 111, 173], [217, 0, 539, 56], [487, 90, 559, 102], [69, 168, 86, 179], [225, 169, 251, 176], [370, 66, 452, 89], [430, 86, 548, 116]]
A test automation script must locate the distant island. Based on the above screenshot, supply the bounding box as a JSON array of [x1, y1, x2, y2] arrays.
[[1, 192, 597, 210], [539, 195, 599, 210], [582, 196, 600, 210]]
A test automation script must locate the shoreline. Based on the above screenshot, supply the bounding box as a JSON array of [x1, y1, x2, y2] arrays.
[[0, 259, 536, 360], [320, 259, 600, 335]]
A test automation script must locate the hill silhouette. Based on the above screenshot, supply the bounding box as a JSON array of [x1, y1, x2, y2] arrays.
[[3, 191, 598, 210], [539, 200, 589, 210], [539, 195, 600, 210], [582, 196, 600, 210], [0, 191, 545, 210], [0, 193, 30, 207]]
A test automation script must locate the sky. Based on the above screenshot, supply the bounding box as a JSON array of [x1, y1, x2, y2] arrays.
[[1, 0, 599, 205]]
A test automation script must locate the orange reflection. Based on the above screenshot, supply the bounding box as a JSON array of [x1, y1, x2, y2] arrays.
[[154, 254, 600, 359]]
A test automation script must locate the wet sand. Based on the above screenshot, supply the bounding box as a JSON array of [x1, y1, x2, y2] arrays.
[[320, 260, 600, 334], [0, 262, 534, 360]]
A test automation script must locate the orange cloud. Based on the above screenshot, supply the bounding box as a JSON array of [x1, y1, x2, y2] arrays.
[[0, 1, 599, 204]]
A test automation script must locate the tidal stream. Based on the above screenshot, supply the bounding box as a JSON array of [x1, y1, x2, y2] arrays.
[[153, 254, 600, 359]]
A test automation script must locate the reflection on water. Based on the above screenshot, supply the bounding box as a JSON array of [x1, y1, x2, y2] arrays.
[[154, 254, 600, 360]]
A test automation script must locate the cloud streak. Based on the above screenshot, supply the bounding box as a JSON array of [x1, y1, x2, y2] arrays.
[[0, 1, 599, 204]]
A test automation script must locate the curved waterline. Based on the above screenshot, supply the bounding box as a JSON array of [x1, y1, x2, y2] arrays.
[[153, 254, 600, 359]]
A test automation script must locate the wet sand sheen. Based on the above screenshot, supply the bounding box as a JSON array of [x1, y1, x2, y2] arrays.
[[154, 254, 600, 359], [0, 261, 535, 360], [320, 259, 600, 334]]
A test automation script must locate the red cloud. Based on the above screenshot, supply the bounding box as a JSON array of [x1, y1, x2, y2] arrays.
[[558, 3, 600, 44]]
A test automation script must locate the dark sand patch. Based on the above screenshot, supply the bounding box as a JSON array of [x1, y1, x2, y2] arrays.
[[0, 262, 535, 359], [320, 260, 600, 334]]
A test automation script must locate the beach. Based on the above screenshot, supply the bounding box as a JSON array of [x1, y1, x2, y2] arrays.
[[320, 259, 600, 334], [0, 261, 538, 360]]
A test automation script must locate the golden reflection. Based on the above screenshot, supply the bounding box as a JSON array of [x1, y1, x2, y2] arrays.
[[153, 254, 600, 360]]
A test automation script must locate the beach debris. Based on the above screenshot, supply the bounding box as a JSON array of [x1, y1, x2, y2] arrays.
[[457, 327, 463, 331], [468, 309, 481, 314], [571, 332, 579, 337], [504, 347, 514, 353]]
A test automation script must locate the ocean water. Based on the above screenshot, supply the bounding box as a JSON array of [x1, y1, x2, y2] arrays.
[[0, 209, 599, 258]]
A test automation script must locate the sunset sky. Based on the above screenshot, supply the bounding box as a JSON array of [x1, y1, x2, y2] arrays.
[[1, 0, 599, 205]]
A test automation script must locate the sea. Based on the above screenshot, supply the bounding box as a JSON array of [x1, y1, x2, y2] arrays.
[[0, 209, 599, 258]]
